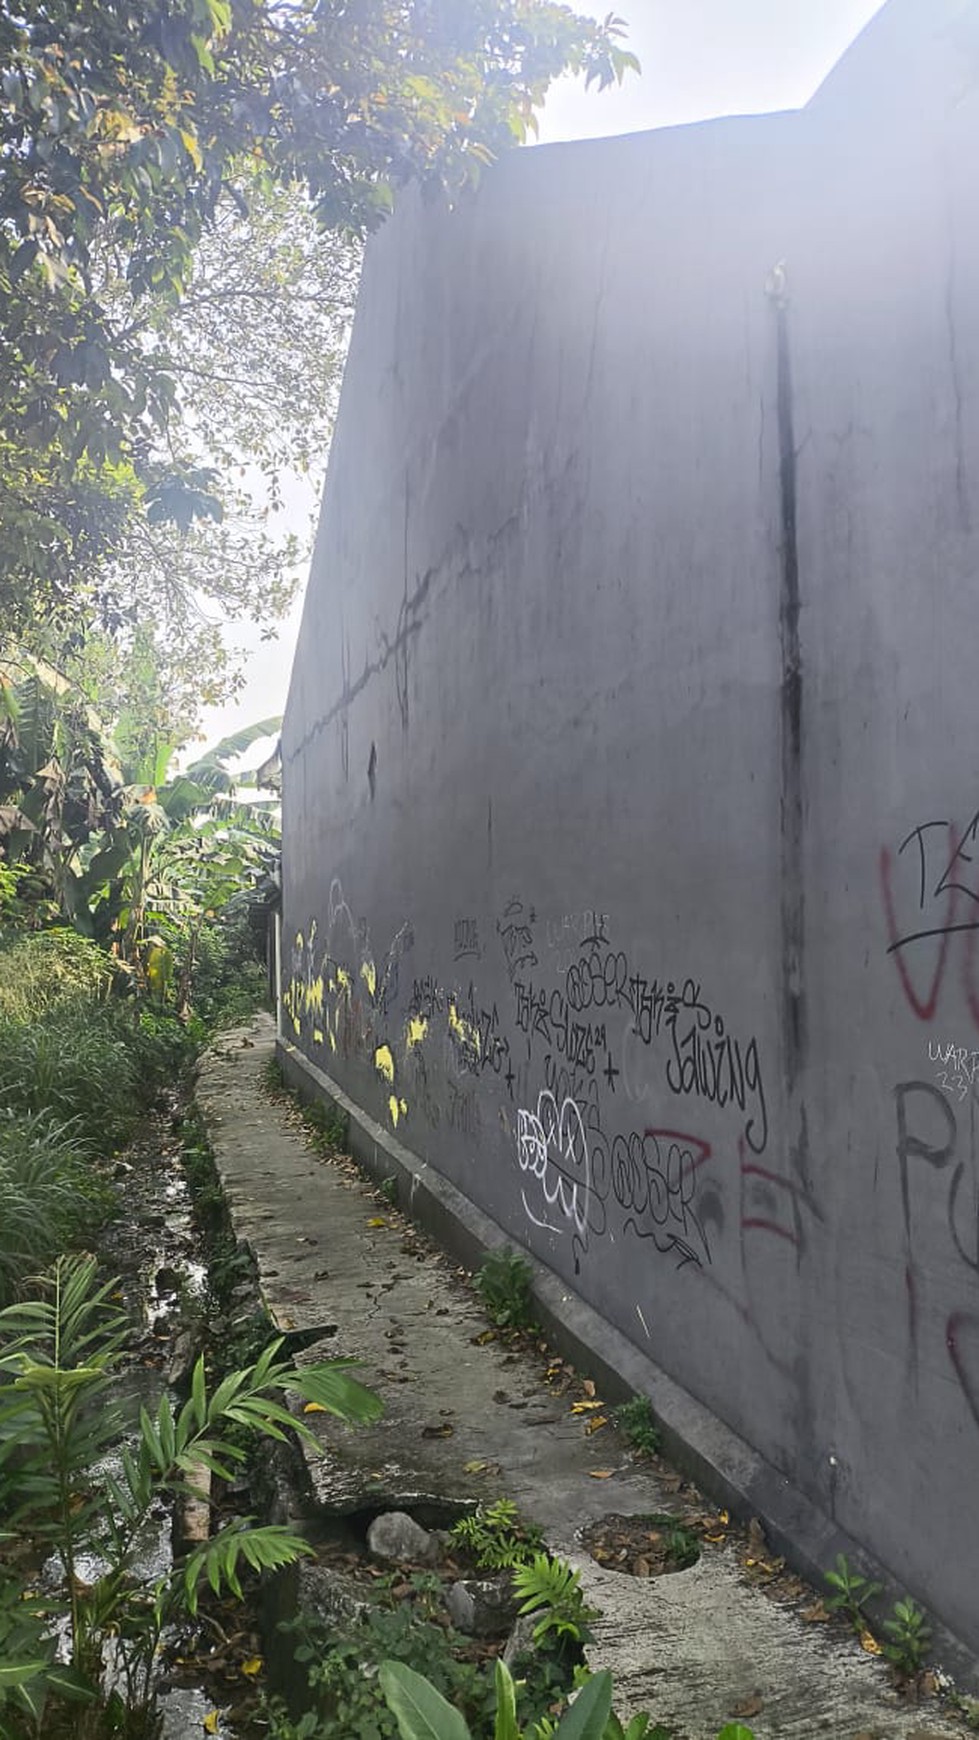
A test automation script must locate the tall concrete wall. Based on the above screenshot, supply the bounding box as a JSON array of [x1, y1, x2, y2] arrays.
[[281, 0, 979, 1657]]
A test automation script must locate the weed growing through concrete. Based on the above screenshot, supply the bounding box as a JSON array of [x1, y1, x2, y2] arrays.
[[823, 1553, 882, 1633], [474, 1246, 535, 1330], [882, 1597, 932, 1680], [616, 1395, 661, 1457]]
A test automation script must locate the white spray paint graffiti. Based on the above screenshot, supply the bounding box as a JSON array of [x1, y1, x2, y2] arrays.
[[516, 1090, 591, 1239], [929, 1039, 979, 1103]]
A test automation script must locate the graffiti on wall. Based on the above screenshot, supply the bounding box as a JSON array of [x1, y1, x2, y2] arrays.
[[285, 884, 777, 1295], [882, 813, 979, 1025], [895, 1078, 979, 1428]]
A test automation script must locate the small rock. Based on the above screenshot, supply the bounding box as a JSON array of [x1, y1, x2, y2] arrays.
[[366, 1510, 436, 1565], [503, 1613, 539, 1668], [445, 1576, 519, 1638]]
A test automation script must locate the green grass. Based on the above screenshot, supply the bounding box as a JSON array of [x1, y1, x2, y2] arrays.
[[0, 1110, 111, 1305], [0, 927, 112, 1022]]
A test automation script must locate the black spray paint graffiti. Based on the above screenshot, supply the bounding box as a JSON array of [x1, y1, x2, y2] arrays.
[[498, 896, 538, 982], [600, 1128, 712, 1270], [453, 917, 482, 962], [895, 1080, 979, 1429], [563, 944, 768, 1155], [289, 880, 771, 1295]]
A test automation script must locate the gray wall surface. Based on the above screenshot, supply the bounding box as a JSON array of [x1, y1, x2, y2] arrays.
[[281, 0, 979, 1655]]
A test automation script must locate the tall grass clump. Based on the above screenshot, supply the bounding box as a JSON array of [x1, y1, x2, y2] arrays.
[[0, 1008, 141, 1151], [0, 928, 112, 1023], [0, 1111, 108, 1306]]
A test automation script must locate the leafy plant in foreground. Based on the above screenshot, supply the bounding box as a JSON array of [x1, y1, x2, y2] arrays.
[[380, 1657, 614, 1740], [378, 1659, 756, 1740], [474, 1247, 535, 1331], [0, 1254, 382, 1739]]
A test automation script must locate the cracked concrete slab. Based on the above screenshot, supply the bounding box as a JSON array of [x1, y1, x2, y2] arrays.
[[197, 1017, 968, 1740]]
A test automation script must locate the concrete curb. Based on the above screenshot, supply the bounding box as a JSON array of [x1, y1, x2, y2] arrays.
[[277, 1038, 978, 1693]]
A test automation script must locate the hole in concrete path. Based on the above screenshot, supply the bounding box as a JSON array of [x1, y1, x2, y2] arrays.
[[321, 1496, 475, 1539], [581, 1512, 701, 1579], [276, 1322, 338, 1352]]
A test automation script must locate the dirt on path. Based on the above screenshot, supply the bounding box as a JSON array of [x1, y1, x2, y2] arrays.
[[197, 1016, 968, 1740]]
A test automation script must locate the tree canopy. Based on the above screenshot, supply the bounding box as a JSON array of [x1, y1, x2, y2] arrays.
[[1, 0, 636, 650]]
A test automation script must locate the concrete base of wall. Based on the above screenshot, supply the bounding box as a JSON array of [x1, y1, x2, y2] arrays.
[[277, 1037, 978, 1691]]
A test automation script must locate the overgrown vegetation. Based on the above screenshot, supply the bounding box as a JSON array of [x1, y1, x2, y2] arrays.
[[0, 1254, 382, 1740]]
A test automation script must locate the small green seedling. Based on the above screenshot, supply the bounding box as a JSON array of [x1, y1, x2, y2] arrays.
[[882, 1596, 931, 1679], [824, 1553, 882, 1632]]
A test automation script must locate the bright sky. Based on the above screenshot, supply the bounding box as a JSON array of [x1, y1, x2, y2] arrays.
[[196, 0, 887, 760]]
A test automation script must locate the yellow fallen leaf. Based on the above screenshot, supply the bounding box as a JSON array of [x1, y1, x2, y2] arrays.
[[464, 1459, 490, 1474], [859, 1631, 882, 1655], [589, 1469, 615, 1479], [367, 1217, 387, 1228], [303, 1402, 327, 1413], [241, 1657, 263, 1677], [203, 1713, 219, 1735], [570, 1400, 604, 1413], [582, 1379, 597, 1397], [585, 1415, 609, 1434]]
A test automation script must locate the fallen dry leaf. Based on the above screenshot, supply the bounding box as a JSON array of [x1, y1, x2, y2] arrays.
[[802, 1601, 831, 1623], [421, 1422, 454, 1439], [240, 1657, 263, 1678], [202, 1714, 220, 1735], [570, 1400, 605, 1414], [303, 1402, 327, 1413], [582, 1378, 597, 1397], [859, 1630, 883, 1655], [747, 1517, 767, 1554], [585, 1414, 609, 1434], [589, 1469, 615, 1479], [732, 1694, 763, 1719], [366, 1217, 387, 1228]]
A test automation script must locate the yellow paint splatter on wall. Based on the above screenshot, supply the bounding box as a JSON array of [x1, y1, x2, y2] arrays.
[[336, 967, 352, 994], [405, 1014, 428, 1051], [374, 1044, 395, 1082], [313, 1028, 323, 1045], [361, 960, 376, 998], [448, 1000, 481, 1054], [388, 1094, 400, 1127]]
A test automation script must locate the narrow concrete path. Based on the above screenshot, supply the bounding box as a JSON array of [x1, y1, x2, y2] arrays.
[[198, 1018, 965, 1740]]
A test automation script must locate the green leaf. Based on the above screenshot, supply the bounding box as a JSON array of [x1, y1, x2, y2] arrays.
[[379, 1661, 472, 1740], [493, 1658, 519, 1740], [716, 1728, 756, 1740], [554, 1672, 614, 1740]]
